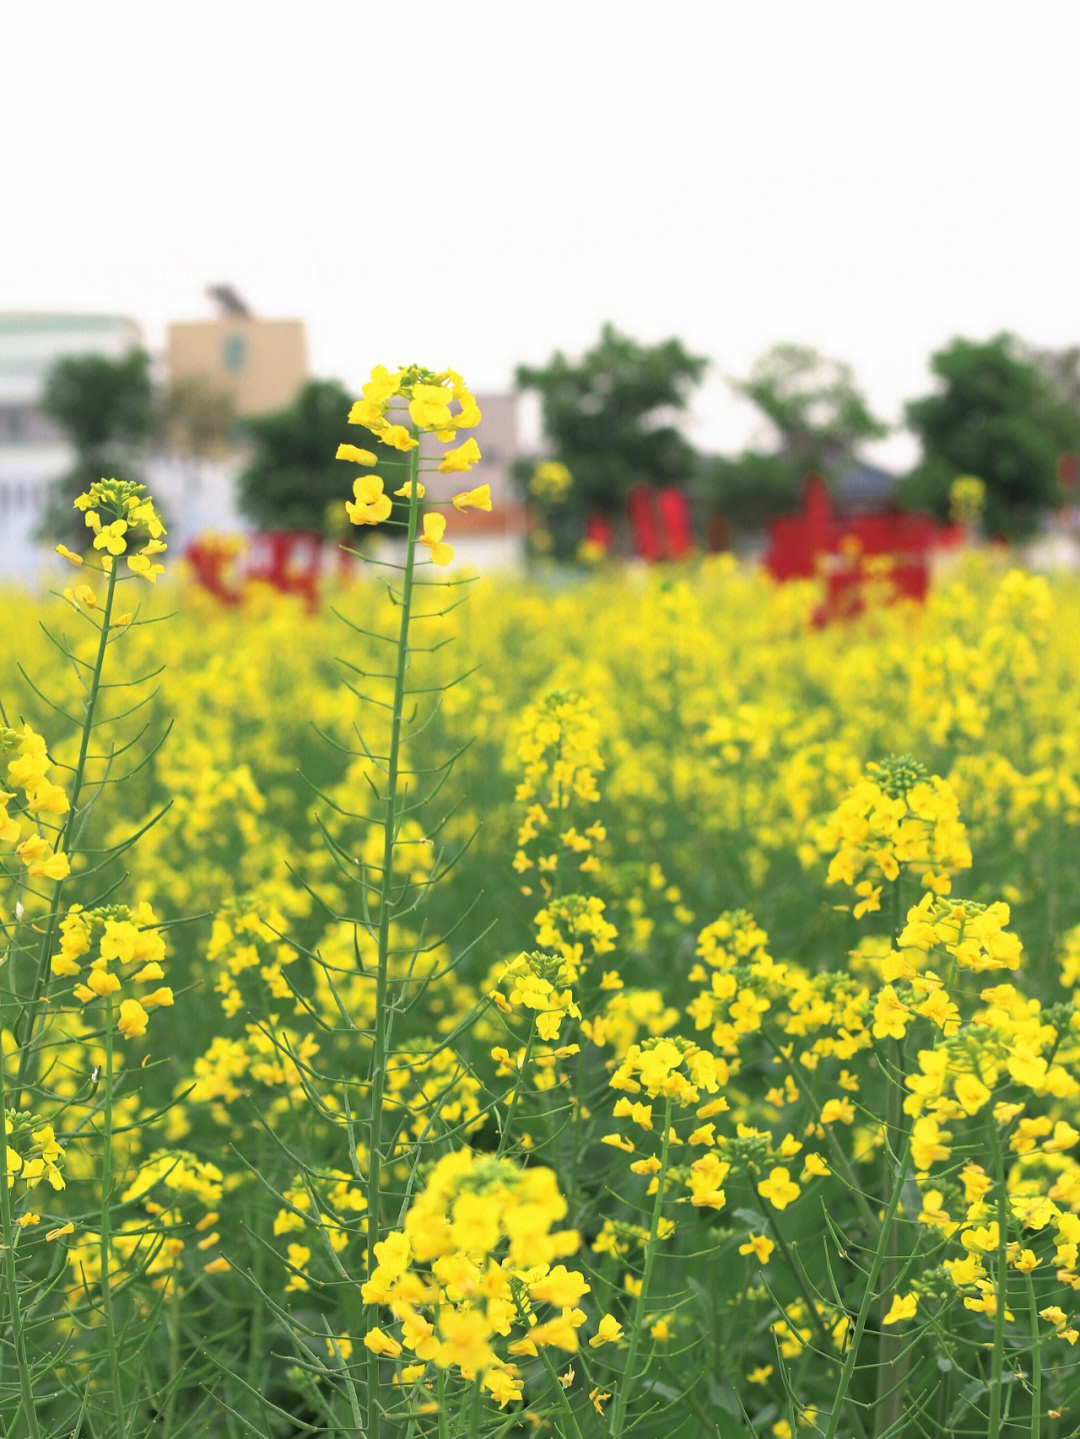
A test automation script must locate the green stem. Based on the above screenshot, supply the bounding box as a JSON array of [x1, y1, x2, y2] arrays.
[[566, 1021, 588, 1222], [1026, 1274, 1041, 1439], [495, 1022, 536, 1159], [0, 1060, 43, 1439], [534, 1338, 586, 1439], [609, 1097, 672, 1439], [988, 1117, 1010, 1439], [437, 1366, 451, 1439], [14, 556, 120, 1105], [163, 1294, 181, 1436], [467, 1376, 482, 1439], [822, 1125, 914, 1439], [365, 438, 422, 1439], [874, 872, 909, 1438], [99, 995, 128, 1436], [761, 1029, 880, 1239], [246, 1126, 271, 1395], [762, 1211, 870, 1439]]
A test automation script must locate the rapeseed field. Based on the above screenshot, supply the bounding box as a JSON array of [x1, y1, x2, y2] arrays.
[[3, 366, 1080, 1438]]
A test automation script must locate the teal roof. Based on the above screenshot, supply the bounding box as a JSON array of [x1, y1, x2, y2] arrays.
[[0, 312, 138, 335]]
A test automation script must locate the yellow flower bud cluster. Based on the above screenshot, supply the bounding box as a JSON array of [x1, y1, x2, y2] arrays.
[[603, 1034, 733, 1210], [532, 894, 617, 972], [591, 1217, 653, 1259], [205, 894, 302, 1021], [610, 1035, 724, 1105], [72, 478, 167, 580], [348, 364, 481, 447], [492, 951, 581, 1042], [0, 723, 70, 881], [924, 1161, 1080, 1318], [185, 1025, 320, 1125], [273, 1170, 367, 1275], [4, 1109, 65, 1193], [579, 976, 679, 1054], [50, 902, 172, 1038], [949, 474, 986, 526], [360, 1149, 588, 1409], [818, 757, 972, 893], [685, 911, 788, 1052], [691, 910, 770, 976]]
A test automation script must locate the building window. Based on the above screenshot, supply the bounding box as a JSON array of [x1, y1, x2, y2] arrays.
[[223, 334, 248, 371]]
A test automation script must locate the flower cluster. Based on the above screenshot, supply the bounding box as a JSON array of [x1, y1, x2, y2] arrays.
[[513, 692, 605, 889], [348, 364, 481, 448], [338, 363, 490, 567], [4, 1109, 65, 1194], [817, 755, 972, 897], [529, 461, 573, 501], [896, 894, 1023, 974], [0, 722, 69, 882], [533, 893, 618, 968], [950, 474, 986, 526], [68, 478, 167, 580], [204, 894, 301, 1020], [50, 902, 172, 1038], [361, 1150, 588, 1408], [112, 1150, 229, 1287], [273, 1169, 368, 1301], [491, 950, 581, 1042]]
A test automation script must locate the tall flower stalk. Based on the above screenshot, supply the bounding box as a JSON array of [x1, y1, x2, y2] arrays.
[[320, 366, 489, 1439], [1, 478, 175, 1434]]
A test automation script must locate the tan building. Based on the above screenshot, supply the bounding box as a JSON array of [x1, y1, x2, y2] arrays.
[[166, 315, 307, 419]]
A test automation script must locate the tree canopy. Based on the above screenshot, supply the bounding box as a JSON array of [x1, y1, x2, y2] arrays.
[[702, 344, 888, 531], [733, 344, 888, 470], [901, 333, 1080, 537], [43, 349, 156, 454], [236, 379, 397, 537], [515, 324, 709, 516], [161, 375, 236, 463], [40, 349, 156, 547]]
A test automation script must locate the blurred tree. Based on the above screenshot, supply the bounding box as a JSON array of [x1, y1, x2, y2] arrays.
[[901, 333, 1080, 538], [1030, 345, 1080, 444], [161, 375, 236, 465], [158, 375, 236, 511], [697, 450, 804, 533], [515, 324, 708, 517], [44, 348, 156, 455], [702, 344, 887, 532], [732, 344, 888, 470], [236, 379, 394, 536], [39, 349, 156, 548]]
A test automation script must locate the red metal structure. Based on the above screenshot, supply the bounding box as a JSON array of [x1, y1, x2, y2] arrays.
[[624, 485, 695, 561], [764, 477, 964, 622], [185, 531, 334, 610], [185, 479, 963, 615]]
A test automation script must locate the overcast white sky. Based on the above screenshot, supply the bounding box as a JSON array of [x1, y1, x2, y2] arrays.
[[5, 3, 1079, 470]]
